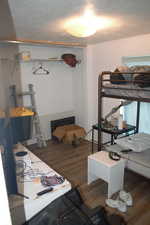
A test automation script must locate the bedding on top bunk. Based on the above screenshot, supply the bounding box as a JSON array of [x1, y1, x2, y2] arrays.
[[110, 65, 150, 87], [102, 65, 150, 98]]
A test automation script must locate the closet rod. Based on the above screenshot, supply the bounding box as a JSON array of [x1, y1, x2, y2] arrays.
[[0, 39, 86, 48]]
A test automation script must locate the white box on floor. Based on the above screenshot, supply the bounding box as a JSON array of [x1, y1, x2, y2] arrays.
[[88, 151, 125, 198]]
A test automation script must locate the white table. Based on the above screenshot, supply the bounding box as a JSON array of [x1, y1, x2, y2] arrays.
[[88, 151, 125, 198], [9, 144, 71, 225]]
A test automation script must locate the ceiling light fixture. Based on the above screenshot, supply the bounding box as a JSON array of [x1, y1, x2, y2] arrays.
[[64, 7, 114, 38]]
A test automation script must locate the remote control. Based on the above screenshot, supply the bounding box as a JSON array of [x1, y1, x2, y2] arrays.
[[121, 149, 132, 153], [37, 187, 53, 196]]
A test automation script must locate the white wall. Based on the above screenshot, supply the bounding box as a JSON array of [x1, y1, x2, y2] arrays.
[[19, 45, 85, 140], [86, 33, 150, 141], [0, 44, 22, 111]]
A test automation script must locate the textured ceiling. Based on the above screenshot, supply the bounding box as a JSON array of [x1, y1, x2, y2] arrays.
[[3, 0, 150, 45], [0, 0, 16, 39]]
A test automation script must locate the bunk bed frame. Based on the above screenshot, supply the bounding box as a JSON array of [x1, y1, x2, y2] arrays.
[[97, 71, 150, 178], [98, 71, 150, 151]]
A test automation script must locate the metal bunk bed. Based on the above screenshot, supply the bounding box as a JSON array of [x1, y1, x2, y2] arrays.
[[97, 70, 150, 178]]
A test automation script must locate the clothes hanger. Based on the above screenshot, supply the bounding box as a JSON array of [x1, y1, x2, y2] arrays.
[[33, 63, 49, 75]]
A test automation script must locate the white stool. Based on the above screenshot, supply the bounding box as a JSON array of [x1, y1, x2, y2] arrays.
[[88, 151, 125, 198]]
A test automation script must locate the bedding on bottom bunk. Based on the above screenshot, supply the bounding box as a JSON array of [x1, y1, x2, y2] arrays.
[[105, 144, 150, 178], [115, 133, 150, 152]]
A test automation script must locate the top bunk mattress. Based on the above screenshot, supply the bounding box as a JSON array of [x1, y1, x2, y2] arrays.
[[102, 84, 150, 99]]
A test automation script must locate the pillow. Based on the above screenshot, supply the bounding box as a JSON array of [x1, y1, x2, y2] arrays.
[[110, 68, 127, 84], [110, 66, 133, 84], [117, 66, 132, 81], [115, 133, 150, 152]]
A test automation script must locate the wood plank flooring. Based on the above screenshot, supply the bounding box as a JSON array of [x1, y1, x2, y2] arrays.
[[29, 140, 150, 225]]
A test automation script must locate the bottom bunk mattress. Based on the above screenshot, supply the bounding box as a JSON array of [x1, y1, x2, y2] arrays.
[[105, 144, 150, 179], [102, 84, 150, 99]]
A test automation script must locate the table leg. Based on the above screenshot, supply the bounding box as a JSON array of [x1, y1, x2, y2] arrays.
[[88, 158, 98, 184], [92, 127, 94, 153], [108, 162, 125, 198]]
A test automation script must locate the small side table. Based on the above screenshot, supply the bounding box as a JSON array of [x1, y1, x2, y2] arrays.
[[88, 151, 125, 198], [92, 123, 136, 153]]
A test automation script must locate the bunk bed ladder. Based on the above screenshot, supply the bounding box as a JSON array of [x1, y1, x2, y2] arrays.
[[10, 84, 47, 148]]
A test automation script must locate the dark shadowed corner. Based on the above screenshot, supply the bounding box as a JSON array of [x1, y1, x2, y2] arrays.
[[0, 1, 25, 224]]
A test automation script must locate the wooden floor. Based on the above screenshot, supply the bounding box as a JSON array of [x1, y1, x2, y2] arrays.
[[29, 140, 150, 225]]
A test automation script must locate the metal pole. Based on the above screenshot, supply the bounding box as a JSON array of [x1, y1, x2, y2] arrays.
[[98, 73, 103, 151], [10, 85, 18, 107], [136, 101, 140, 133]]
